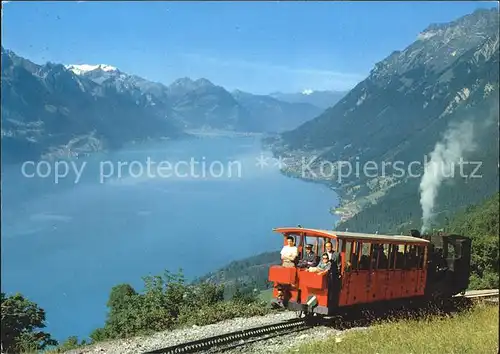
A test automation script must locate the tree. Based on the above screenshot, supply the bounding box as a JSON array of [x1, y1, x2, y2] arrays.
[[1, 292, 57, 353], [107, 283, 137, 313]]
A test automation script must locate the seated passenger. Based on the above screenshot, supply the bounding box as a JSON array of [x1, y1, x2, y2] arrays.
[[307, 253, 331, 275], [280, 236, 298, 268], [297, 244, 319, 268], [396, 251, 405, 268], [350, 252, 359, 269], [374, 244, 388, 269], [360, 254, 370, 270]]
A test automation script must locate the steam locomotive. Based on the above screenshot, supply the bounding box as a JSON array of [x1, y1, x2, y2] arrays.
[[268, 227, 472, 315]]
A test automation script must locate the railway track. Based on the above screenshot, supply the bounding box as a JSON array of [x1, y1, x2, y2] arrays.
[[143, 289, 499, 354], [142, 318, 312, 354], [457, 289, 499, 303], [455, 289, 499, 299]]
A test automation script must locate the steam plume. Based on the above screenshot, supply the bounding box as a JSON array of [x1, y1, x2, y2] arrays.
[[419, 120, 476, 233]]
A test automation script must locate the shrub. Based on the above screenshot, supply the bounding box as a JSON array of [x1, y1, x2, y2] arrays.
[[1, 292, 57, 353], [92, 269, 270, 341]]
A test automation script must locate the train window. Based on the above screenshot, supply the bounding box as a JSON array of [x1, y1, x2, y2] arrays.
[[417, 246, 425, 269], [415, 246, 424, 269], [395, 244, 405, 269], [336, 239, 343, 253], [412, 246, 418, 269], [405, 245, 415, 269], [446, 241, 461, 259], [314, 237, 324, 256], [402, 245, 408, 269], [372, 243, 388, 270], [302, 235, 309, 254], [387, 245, 398, 269], [331, 239, 338, 252], [344, 240, 354, 271], [358, 243, 372, 270]]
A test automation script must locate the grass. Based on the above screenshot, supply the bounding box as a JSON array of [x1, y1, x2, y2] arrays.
[[259, 288, 274, 303], [288, 302, 499, 354]]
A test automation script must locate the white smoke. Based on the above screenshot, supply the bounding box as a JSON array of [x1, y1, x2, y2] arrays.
[[419, 120, 476, 233]]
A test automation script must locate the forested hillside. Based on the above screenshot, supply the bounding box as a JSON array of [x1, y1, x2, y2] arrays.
[[195, 252, 281, 297], [444, 192, 499, 289]]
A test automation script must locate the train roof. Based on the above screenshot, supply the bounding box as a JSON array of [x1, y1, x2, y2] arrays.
[[273, 227, 430, 245]]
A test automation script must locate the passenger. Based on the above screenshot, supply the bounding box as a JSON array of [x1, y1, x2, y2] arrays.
[[325, 241, 341, 273], [411, 248, 418, 268], [307, 253, 331, 275], [396, 249, 405, 269], [298, 244, 319, 268], [360, 254, 370, 270], [325, 241, 334, 260], [280, 236, 298, 267], [374, 244, 388, 269]]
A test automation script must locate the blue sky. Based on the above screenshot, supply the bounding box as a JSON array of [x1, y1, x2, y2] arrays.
[[2, 1, 498, 94]]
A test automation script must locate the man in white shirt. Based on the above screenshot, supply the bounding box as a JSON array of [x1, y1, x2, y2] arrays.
[[280, 236, 298, 267], [325, 241, 334, 260]]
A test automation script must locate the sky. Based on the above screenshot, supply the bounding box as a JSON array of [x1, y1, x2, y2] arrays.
[[1, 1, 498, 94]]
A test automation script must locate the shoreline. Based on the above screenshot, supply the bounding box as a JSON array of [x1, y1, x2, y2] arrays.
[[276, 167, 361, 228], [261, 136, 365, 228], [5, 130, 260, 165]]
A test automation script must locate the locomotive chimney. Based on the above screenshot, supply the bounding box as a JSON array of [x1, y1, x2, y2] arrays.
[[410, 229, 421, 238]]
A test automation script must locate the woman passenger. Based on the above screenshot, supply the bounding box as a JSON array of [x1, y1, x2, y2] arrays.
[[280, 236, 298, 267], [307, 253, 331, 275]]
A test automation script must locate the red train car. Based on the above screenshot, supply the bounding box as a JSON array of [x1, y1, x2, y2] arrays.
[[268, 227, 471, 315]]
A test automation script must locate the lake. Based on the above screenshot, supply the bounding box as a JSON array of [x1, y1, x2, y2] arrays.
[[1, 135, 338, 341]]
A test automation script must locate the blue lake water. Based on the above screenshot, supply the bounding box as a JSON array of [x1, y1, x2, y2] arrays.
[[1, 136, 338, 341]]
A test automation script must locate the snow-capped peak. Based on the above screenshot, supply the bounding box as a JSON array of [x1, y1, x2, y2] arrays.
[[65, 64, 118, 75], [301, 89, 314, 95]]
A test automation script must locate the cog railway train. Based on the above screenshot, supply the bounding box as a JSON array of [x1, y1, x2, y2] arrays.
[[268, 227, 472, 316]]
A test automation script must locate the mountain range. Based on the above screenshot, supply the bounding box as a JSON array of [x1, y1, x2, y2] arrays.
[[271, 7, 499, 233], [1, 50, 325, 163]]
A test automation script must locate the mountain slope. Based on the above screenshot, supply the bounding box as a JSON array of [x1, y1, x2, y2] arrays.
[[1, 48, 183, 163], [271, 8, 499, 232], [167, 78, 252, 131], [232, 90, 323, 132]]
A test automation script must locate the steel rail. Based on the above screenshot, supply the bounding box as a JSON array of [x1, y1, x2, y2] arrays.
[[142, 318, 311, 354], [454, 289, 499, 298]]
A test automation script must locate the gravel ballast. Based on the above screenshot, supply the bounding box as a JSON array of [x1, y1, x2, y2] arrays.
[[64, 312, 298, 354], [64, 312, 369, 354]]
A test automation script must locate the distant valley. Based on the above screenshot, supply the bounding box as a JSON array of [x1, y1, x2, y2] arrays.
[[270, 90, 347, 110], [1, 49, 334, 164]]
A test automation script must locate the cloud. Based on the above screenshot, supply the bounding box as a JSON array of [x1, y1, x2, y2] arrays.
[[180, 52, 366, 93]]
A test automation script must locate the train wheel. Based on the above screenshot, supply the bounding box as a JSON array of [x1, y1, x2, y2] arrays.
[[296, 310, 304, 318]]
